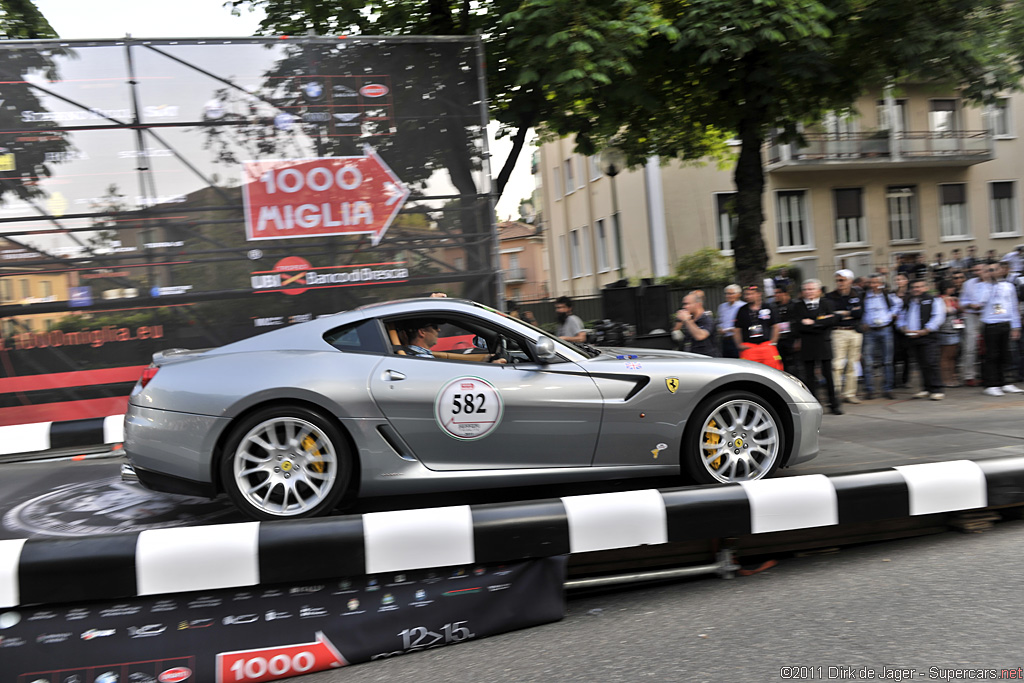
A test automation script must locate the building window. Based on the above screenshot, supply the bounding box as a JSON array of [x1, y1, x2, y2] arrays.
[[775, 190, 810, 249], [563, 159, 575, 195], [454, 257, 464, 271], [0, 279, 11, 303], [19, 279, 30, 299], [580, 225, 592, 275], [595, 219, 609, 271], [611, 219, 622, 271], [41, 280, 53, 298], [589, 155, 602, 181], [887, 185, 918, 242], [551, 167, 561, 199], [558, 234, 569, 281], [990, 181, 1018, 236], [990, 98, 1012, 138], [876, 99, 908, 133], [715, 193, 737, 253], [824, 111, 857, 136], [929, 100, 958, 134], [569, 229, 582, 277], [939, 184, 969, 239], [833, 188, 865, 245], [576, 157, 586, 190]]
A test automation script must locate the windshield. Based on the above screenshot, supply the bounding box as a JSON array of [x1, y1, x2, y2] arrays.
[[479, 305, 601, 359]]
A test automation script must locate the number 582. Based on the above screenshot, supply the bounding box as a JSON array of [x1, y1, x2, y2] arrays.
[[451, 393, 487, 415]]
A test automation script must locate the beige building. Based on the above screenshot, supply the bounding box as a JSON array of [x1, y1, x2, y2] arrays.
[[539, 84, 1024, 295], [496, 220, 548, 302], [0, 239, 76, 336]]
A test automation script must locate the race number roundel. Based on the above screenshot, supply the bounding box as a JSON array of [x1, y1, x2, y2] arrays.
[[434, 376, 504, 441]]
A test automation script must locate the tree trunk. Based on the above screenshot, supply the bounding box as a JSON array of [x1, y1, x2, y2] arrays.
[[494, 122, 531, 198], [733, 117, 769, 287]]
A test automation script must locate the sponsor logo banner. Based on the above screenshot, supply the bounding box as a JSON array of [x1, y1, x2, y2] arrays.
[[250, 257, 409, 296], [4, 558, 565, 682]]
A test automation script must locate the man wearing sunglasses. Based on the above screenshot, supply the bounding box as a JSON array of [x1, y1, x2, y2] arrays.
[[400, 320, 444, 358], [400, 320, 509, 364]]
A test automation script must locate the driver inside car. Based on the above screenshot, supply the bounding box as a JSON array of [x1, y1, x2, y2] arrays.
[[400, 319, 507, 363]]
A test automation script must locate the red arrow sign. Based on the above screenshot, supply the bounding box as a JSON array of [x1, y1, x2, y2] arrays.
[[215, 631, 347, 682], [242, 146, 409, 245]]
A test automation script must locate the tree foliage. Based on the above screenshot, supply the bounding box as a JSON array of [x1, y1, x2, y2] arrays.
[[663, 247, 734, 289], [228, 0, 669, 200], [0, 0, 57, 39]]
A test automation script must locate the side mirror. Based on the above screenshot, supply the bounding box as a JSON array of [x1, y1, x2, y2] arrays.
[[534, 336, 558, 363]]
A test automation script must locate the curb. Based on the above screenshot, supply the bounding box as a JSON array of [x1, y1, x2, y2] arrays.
[[3, 456, 1024, 608], [0, 415, 124, 456]]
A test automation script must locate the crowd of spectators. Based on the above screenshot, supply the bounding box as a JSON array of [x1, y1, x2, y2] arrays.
[[671, 245, 1024, 413]]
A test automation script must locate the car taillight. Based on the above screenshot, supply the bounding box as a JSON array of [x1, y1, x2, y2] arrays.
[[138, 364, 159, 389]]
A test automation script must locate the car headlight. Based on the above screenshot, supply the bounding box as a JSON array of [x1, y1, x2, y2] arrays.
[[782, 372, 809, 393]]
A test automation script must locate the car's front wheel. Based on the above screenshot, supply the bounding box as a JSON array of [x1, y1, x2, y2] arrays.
[[683, 390, 784, 484], [220, 406, 352, 520]]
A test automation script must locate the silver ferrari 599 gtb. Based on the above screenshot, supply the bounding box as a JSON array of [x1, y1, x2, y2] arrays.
[[123, 298, 821, 520]]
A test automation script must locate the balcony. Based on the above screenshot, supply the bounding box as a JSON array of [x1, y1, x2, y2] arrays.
[[767, 130, 993, 172], [503, 267, 527, 283]]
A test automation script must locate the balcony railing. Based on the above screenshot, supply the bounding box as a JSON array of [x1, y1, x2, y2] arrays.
[[503, 267, 527, 283], [767, 130, 993, 170]]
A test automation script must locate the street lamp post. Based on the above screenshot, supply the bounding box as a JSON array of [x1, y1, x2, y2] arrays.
[[599, 146, 627, 279]]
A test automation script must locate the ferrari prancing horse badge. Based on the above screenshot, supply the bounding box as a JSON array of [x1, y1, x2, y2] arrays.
[[666, 378, 679, 394]]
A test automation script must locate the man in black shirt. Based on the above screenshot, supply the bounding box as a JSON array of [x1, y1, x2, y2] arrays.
[[734, 284, 781, 369], [672, 290, 717, 356], [791, 278, 842, 415], [773, 286, 799, 376]]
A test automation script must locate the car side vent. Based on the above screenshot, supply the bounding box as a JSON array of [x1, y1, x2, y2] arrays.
[[377, 424, 418, 462]]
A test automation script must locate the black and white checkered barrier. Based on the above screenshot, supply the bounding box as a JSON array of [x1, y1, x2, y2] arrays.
[[3, 457, 1024, 608], [0, 415, 124, 456]]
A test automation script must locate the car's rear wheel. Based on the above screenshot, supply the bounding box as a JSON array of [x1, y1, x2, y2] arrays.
[[683, 390, 784, 484], [220, 406, 351, 520]]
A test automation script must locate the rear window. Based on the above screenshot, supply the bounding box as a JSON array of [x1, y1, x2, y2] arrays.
[[324, 319, 388, 354]]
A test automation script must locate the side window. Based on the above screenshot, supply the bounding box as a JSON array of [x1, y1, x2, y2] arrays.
[[323, 319, 388, 354], [434, 321, 486, 354]]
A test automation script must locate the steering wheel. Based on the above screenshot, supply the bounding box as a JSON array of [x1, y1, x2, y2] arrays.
[[489, 335, 514, 364]]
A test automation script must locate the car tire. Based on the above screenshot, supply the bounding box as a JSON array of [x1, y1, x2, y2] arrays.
[[683, 390, 785, 485], [220, 405, 352, 520]]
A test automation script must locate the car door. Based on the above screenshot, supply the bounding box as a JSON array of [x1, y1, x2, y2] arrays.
[[369, 352, 604, 471]]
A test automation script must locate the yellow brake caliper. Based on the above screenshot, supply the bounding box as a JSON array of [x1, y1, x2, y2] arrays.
[[302, 435, 326, 473], [704, 419, 722, 470]]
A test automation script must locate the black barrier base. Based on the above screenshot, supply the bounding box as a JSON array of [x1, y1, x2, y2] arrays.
[[5, 557, 566, 683]]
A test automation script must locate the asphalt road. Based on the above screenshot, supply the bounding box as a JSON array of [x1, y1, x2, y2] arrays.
[[787, 383, 1024, 475], [295, 519, 1024, 682]]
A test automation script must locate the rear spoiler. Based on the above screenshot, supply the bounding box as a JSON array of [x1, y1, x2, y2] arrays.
[[150, 348, 212, 366]]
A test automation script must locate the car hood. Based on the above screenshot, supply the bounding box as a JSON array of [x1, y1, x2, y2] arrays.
[[590, 347, 709, 362]]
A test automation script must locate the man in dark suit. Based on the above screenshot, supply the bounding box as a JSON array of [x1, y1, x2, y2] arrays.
[[791, 278, 842, 415]]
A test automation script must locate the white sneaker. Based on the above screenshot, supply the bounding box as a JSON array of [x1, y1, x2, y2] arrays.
[[913, 390, 930, 399], [929, 393, 945, 400], [983, 387, 1005, 397], [1001, 384, 1024, 394]]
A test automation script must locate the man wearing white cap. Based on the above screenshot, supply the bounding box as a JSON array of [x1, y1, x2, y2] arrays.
[[826, 269, 864, 403]]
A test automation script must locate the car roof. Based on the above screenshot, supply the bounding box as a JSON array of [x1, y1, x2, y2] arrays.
[[204, 298, 509, 355]]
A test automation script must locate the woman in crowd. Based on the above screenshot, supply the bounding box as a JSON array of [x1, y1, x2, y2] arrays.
[[937, 278, 963, 387]]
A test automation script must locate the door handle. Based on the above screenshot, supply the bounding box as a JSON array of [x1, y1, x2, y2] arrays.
[[383, 370, 406, 381]]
